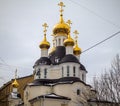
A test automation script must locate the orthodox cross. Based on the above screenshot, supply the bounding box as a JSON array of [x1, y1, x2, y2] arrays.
[[58, 2, 65, 15], [73, 30, 79, 42], [42, 23, 48, 34], [67, 20, 72, 27]]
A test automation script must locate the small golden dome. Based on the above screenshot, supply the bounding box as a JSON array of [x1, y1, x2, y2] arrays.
[[12, 79, 19, 88], [64, 34, 74, 46], [73, 43, 82, 55], [39, 35, 50, 49], [53, 2, 70, 35], [39, 23, 50, 49], [73, 30, 82, 55]]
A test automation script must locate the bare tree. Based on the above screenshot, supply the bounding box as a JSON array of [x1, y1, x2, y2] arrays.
[[93, 54, 120, 106]]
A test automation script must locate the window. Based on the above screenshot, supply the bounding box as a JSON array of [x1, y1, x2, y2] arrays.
[[77, 89, 80, 95], [67, 66, 69, 76], [82, 74, 84, 81], [44, 68, 47, 78], [36, 69, 41, 78], [59, 38, 61, 45], [73, 66, 76, 76], [62, 67, 64, 77]]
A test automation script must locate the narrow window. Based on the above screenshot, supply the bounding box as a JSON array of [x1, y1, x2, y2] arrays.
[[62, 67, 64, 77], [67, 66, 69, 76], [73, 66, 76, 76], [44, 68, 47, 78], [82, 74, 84, 81], [59, 38, 61, 45], [36, 69, 41, 78], [77, 89, 80, 95]]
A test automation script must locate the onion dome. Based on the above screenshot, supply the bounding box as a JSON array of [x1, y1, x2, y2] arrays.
[[53, 2, 70, 36], [73, 41, 82, 55], [39, 35, 50, 49], [64, 20, 74, 46], [73, 30, 82, 55], [12, 79, 19, 88], [39, 23, 50, 49], [64, 34, 74, 46]]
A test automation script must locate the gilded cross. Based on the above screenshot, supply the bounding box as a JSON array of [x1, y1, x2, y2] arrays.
[[58, 2, 65, 15], [67, 20, 72, 26], [73, 30, 79, 41], [42, 23, 48, 33]]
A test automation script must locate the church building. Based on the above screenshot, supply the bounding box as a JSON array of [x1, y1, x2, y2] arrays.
[[1, 1, 109, 106], [22, 2, 96, 106]]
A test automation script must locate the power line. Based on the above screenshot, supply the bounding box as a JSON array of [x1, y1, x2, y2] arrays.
[[68, 0, 120, 29], [82, 31, 120, 53]]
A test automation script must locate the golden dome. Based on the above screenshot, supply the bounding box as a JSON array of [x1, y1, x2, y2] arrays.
[[64, 34, 74, 46], [73, 30, 82, 55], [53, 16, 70, 35], [73, 42, 82, 55], [53, 2, 70, 35], [12, 79, 19, 88], [39, 34, 50, 49]]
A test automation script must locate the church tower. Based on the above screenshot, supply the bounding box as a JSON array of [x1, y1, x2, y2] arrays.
[[8, 69, 22, 106]]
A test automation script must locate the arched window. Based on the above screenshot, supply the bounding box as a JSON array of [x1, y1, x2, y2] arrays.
[[73, 66, 76, 76], [62, 67, 64, 77], [63, 38, 65, 42], [82, 74, 84, 81], [67, 66, 69, 76], [59, 38, 61, 45], [36, 69, 41, 78], [77, 89, 80, 95], [44, 68, 47, 78]]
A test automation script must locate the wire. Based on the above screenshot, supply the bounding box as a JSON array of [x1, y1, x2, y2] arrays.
[[82, 31, 120, 53], [68, 0, 120, 29]]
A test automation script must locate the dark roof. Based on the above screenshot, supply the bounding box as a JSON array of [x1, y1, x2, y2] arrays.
[[80, 63, 87, 72], [33, 57, 51, 67], [29, 93, 71, 103], [28, 77, 91, 87], [88, 99, 119, 104], [60, 54, 80, 64], [49, 46, 66, 65]]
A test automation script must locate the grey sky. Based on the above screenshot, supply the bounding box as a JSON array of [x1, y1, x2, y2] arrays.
[[0, 0, 120, 87]]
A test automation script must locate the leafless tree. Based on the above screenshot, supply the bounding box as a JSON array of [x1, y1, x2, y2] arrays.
[[93, 54, 120, 106]]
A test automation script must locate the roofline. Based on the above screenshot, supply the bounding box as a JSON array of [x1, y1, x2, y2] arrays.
[[29, 93, 71, 103]]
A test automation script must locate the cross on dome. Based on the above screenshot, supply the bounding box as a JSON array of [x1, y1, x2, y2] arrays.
[[73, 30, 79, 41], [42, 23, 48, 34], [67, 20, 72, 26], [58, 2, 65, 16]]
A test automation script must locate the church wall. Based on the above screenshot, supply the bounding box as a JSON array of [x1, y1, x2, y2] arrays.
[[53, 82, 91, 106], [24, 85, 51, 105], [60, 63, 80, 78]]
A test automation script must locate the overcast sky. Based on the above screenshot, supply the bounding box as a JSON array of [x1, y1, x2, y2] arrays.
[[0, 0, 120, 87]]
